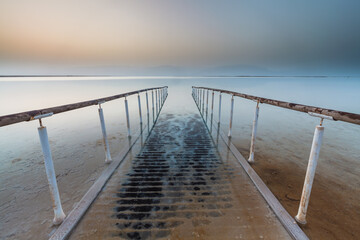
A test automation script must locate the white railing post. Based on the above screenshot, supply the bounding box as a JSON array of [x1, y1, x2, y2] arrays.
[[155, 89, 158, 116], [295, 123, 325, 225], [162, 88, 165, 105], [196, 88, 199, 105], [98, 103, 112, 163], [248, 100, 260, 163], [152, 90, 155, 123], [206, 89, 209, 123], [146, 91, 150, 125], [218, 93, 222, 126], [124, 96, 131, 137], [158, 89, 161, 111], [137, 93, 143, 130], [228, 95, 234, 137], [198, 88, 200, 107], [37, 117, 66, 225], [160, 88, 162, 108], [198, 89, 202, 111], [202, 89, 205, 115], [210, 91, 215, 132]]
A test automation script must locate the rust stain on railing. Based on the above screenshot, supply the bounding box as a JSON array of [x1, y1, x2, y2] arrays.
[[193, 86, 360, 125], [0, 86, 168, 127]]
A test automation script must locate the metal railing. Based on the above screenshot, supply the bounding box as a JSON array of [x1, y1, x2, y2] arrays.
[[192, 86, 359, 225], [0, 86, 168, 225]]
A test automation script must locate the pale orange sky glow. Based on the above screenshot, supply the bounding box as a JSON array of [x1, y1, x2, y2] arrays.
[[1, 0, 360, 70]]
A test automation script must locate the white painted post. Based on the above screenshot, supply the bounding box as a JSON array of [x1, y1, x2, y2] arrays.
[[228, 95, 234, 137], [162, 88, 164, 105], [124, 97, 131, 137], [98, 104, 112, 163], [160, 89, 162, 107], [199, 89, 202, 111], [137, 93, 142, 126], [210, 91, 215, 132], [146, 91, 150, 125], [196, 88, 199, 105], [211, 91, 214, 122], [202, 89, 205, 115], [295, 124, 325, 225], [198, 88, 200, 106], [38, 125, 66, 225], [155, 89, 158, 116], [218, 93, 222, 125], [152, 90, 155, 123], [206, 89, 209, 123], [248, 101, 260, 163]]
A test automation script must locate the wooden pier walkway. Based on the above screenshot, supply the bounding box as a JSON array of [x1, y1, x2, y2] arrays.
[[67, 112, 297, 239]]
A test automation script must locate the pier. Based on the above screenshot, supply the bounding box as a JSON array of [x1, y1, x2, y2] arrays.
[[1, 86, 359, 240]]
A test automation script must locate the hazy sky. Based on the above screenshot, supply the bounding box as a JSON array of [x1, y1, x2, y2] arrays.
[[1, 0, 360, 70]]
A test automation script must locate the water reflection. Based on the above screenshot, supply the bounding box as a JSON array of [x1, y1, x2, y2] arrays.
[[0, 76, 359, 239]]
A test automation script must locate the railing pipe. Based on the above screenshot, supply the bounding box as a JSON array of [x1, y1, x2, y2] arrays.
[[248, 100, 260, 163], [295, 123, 324, 224], [228, 95, 234, 137], [37, 120, 66, 225], [124, 97, 131, 137], [193, 86, 360, 126], [98, 103, 112, 163], [0, 86, 167, 128]]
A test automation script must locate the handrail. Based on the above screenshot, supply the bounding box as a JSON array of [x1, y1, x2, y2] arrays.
[[0, 86, 168, 127], [192, 86, 360, 125], [192, 85, 358, 228], [0, 85, 168, 227]]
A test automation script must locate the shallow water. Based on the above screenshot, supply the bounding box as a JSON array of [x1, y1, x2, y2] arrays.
[[0, 76, 359, 239]]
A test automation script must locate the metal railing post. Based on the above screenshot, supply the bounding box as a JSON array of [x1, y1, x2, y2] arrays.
[[228, 95, 234, 137], [37, 117, 66, 225], [197, 88, 199, 105], [210, 91, 214, 132], [124, 96, 131, 137], [198, 88, 201, 107], [146, 91, 150, 126], [155, 89, 158, 116], [159, 89, 161, 107], [295, 122, 325, 225], [152, 90, 155, 123], [137, 93, 143, 129], [159, 89, 161, 110], [162, 88, 165, 105], [218, 93, 222, 126], [199, 89, 202, 112], [206, 89, 209, 123], [202, 88, 205, 115], [248, 100, 260, 163], [98, 103, 112, 163]]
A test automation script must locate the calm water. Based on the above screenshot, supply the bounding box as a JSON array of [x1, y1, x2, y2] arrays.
[[0, 76, 359, 239]]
